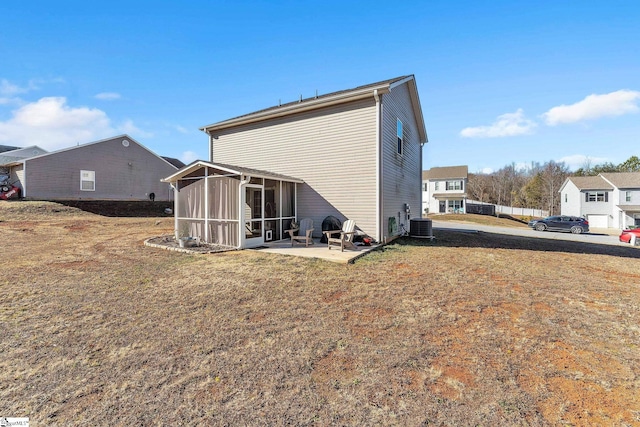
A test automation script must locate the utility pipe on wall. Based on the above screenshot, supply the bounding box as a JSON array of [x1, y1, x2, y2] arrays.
[[373, 89, 382, 243]]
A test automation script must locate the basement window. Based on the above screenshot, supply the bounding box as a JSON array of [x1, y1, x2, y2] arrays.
[[80, 170, 95, 191]]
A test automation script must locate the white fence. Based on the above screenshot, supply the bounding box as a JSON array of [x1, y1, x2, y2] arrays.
[[468, 200, 548, 218]]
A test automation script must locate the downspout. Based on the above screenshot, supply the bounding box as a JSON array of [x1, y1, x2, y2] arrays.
[[209, 134, 214, 162], [374, 89, 382, 243], [420, 142, 424, 217]]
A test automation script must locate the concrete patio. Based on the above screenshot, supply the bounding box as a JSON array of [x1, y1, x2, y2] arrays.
[[250, 238, 380, 264]]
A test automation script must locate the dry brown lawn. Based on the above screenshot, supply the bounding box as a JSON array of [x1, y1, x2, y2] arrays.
[[1, 201, 640, 426], [428, 213, 530, 228]]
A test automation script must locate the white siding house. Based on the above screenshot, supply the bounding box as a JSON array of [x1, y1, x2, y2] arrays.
[[165, 76, 428, 248], [560, 172, 640, 229], [422, 165, 468, 214]]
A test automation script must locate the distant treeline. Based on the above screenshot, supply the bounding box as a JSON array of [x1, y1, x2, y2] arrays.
[[468, 156, 640, 216]]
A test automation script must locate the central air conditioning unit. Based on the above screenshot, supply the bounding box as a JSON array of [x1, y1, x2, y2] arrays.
[[410, 218, 434, 239]]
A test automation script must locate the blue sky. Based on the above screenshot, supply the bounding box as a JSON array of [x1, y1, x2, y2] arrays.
[[1, 1, 638, 173]]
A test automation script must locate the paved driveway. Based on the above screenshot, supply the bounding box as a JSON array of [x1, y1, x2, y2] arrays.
[[431, 220, 632, 248]]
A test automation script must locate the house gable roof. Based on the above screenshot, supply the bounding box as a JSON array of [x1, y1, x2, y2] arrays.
[[162, 160, 304, 184], [0, 146, 48, 166], [563, 172, 640, 191], [161, 156, 186, 169], [423, 165, 468, 180], [0, 145, 21, 154], [10, 135, 179, 170], [565, 175, 613, 191], [200, 75, 428, 144], [601, 172, 640, 189]]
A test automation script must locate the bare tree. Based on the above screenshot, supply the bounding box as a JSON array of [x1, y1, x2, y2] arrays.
[[539, 161, 570, 215], [467, 173, 491, 202]]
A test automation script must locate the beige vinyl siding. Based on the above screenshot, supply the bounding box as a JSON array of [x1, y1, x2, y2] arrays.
[[211, 98, 379, 238], [23, 137, 177, 201], [380, 82, 423, 238]]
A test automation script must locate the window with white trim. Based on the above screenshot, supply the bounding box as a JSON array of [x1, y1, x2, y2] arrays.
[[585, 191, 607, 202], [396, 119, 403, 155], [626, 191, 632, 202], [446, 180, 463, 191], [435, 182, 439, 191], [448, 200, 464, 211], [81, 170, 95, 191]]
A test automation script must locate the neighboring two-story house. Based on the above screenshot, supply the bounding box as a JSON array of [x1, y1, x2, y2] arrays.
[[422, 165, 468, 214], [560, 172, 640, 229]]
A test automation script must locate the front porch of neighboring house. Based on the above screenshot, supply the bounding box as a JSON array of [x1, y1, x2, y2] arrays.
[[162, 161, 303, 249], [620, 205, 640, 229], [433, 194, 466, 214]]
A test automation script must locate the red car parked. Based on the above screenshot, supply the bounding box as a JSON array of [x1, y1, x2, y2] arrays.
[[619, 228, 640, 245]]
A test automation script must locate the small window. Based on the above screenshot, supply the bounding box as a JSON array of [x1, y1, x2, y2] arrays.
[[396, 119, 403, 155], [81, 170, 95, 191], [423, 183, 428, 191], [435, 182, 439, 191], [565, 194, 568, 203], [626, 191, 632, 202]]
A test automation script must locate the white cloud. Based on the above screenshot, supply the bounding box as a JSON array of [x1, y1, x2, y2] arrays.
[[0, 78, 44, 97], [118, 119, 153, 138], [180, 150, 200, 164], [0, 79, 38, 106], [513, 162, 530, 171], [1, 80, 24, 96], [0, 97, 148, 151], [460, 109, 537, 138], [558, 154, 610, 171], [94, 92, 121, 101], [175, 125, 189, 134], [542, 90, 640, 126], [480, 167, 494, 174], [1, 79, 31, 96]]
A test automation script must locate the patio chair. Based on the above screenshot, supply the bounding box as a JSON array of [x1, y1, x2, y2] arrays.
[[323, 219, 357, 251], [286, 218, 315, 247]]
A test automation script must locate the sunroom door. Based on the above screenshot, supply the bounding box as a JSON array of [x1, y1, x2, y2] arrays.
[[244, 184, 264, 247]]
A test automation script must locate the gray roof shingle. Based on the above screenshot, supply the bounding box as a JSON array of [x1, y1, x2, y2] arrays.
[[567, 175, 613, 190], [601, 172, 640, 189], [423, 165, 468, 180]]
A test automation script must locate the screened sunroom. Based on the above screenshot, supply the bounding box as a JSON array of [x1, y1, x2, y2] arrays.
[[162, 161, 303, 249]]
